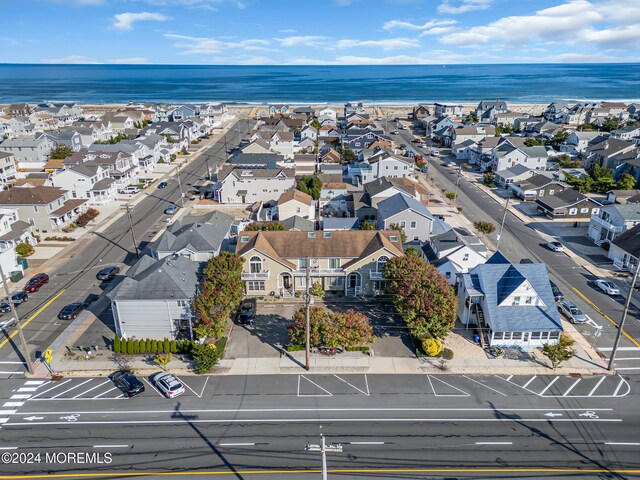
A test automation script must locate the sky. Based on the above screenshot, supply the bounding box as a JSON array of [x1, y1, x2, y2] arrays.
[[1, 0, 639, 65]]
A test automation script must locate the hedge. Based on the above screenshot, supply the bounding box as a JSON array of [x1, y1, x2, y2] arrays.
[[113, 336, 194, 355]]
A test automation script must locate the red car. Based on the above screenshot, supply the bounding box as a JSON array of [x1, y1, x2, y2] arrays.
[[23, 273, 49, 293]]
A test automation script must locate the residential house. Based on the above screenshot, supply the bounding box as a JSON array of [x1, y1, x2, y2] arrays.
[[300, 125, 318, 141], [8, 104, 32, 116], [510, 173, 568, 201], [108, 254, 198, 340], [0, 186, 87, 232], [434, 103, 465, 118], [293, 106, 315, 118], [585, 137, 639, 179], [364, 176, 427, 207], [452, 139, 478, 161], [543, 102, 570, 123], [227, 153, 284, 169], [457, 252, 563, 348], [564, 131, 601, 155], [168, 105, 196, 122], [494, 112, 523, 127], [411, 105, 431, 120], [605, 190, 640, 204], [588, 203, 640, 246], [608, 223, 640, 270], [322, 217, 359, 231], [376, 193, 433, 243], [0, 137, 54, 167], [0, 151, 17, 185], [0, 207, 35, 252], [47, 162, 116, 205], [422, 227, 488, 284], [348, 149, 414, 185], [235, 230, 404, 297], [535, 189, 602, 219], [319, 147, 342, 164], [281, 216, 315, 232], [494, 164, 534, 188], [344, 102, 365, 117], [276, 189, 315, 221], [101, 112, 135, 134], [611, 126, 640, 142], [318, 108, 337, 124], [469, 136, 502, 166], [243, 139, 274, 155], [214, 165, 295, 204], [474, 100, 508, 121], [67, 151, 138, 191], [36, 129, 83, 152], [268, 104, 289, 116], [487, 140, 549, 172], [297, 137, 316, 153], [452, 125, 496, 144], [150, 210, 234, 262], [342, 131, 385, 152]]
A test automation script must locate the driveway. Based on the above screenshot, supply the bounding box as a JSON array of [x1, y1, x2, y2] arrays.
[[225, 300, 415, 359]]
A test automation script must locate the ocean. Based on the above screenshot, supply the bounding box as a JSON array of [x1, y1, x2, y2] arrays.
[[0, 63, 639, 105]]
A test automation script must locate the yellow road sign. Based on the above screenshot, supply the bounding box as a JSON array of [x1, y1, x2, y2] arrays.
[[44, 349, 52, 363]]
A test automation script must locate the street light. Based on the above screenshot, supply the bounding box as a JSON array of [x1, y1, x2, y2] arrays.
[[121, 204, 140, 258], [0, 262, 33, 374], [175, 164, 185, 208]]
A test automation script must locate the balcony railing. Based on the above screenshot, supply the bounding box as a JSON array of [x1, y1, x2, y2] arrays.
[[590, 214, 624, 233], [241, 270, 270, 280], [293, 268, 346, 276]]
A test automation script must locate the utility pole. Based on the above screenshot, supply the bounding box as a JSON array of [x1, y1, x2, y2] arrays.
[[305, 256, 311, 371], [175, 165, 185, 207], [608, 259, 640, 371], [204, 153, 211, 181], [122, 204, 140, 258], [496, 196, 510, 251], [305, 431, 342, 480], [223, 134, 229, 162], [453, 167, 462, 209], [0, 263, 33, 374]]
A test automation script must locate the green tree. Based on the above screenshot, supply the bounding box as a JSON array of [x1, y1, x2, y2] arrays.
[[616, 173, 637, 191], [483, 172, 495, 185], [296, 175, 322, 200], [474, 220, 496, 236], [546, 130, 569, 149], [577, 123, 596, 131], [113, 334, 121, 354], [554, 154, 581, 168], [145, 339, 152, 353], [151, 340, 158, 354], [191, 343, 220, 374], [601, 117, 620, 132], [310, 118, 321, 130], [465, 114, 478, 123], [341, 146, 356, 163], [49, 145, 73, 159], [133, 339, 140, 354], [126, 339, 133, 355], [383, 256, 458, 339], [543, 334, 575, 370], [389, 223, 407, 244], [445, 192, 457, 202], [154, 352, 173, 370], [359, 220, 376, 230], [170, 340, 177, 354], [588, 163, 615, 193], [310, 281, 325, 298], [288, 307, 373, 348], [163, 338, 170, 354], [564, 171, 594, 193], [157, 341, 164, 354], [524, 138, 541, 147], [245, 221, 287, 231]]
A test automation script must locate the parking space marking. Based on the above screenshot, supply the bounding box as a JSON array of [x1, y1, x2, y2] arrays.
[[10, 394, 31, 400], [427, 375, 470, 397], [50, 379, 92, 399], [93, 387, 118, 399], [539, 377, 560, 395], [498, 374, 630, 398], [297, 375, 333, 397], [588, 376, 607, 397], [0, 410, 16, 415], [143, 379, 165, 398], [613, 377, 631, 397], [24, 380, 45, 385], [30, 379, 72, 399], [462, 376, 507, 396], [72, 380, 110, 399], [178, 376, 208, 398], [522, 376, 538, 389], [333, 375, 370, 396], [563, 378, 581, 397], [3, 402, 24, 407]]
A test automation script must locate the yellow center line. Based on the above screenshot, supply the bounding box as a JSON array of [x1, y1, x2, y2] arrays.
[[0, 289, 66, 350], [3, 467, 640, 479], [573, 287, 640, 348]]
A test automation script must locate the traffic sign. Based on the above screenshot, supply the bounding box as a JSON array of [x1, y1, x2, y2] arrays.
[[44, 349, 53, 363]]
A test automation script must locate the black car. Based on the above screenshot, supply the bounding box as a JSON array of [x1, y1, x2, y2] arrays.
[[549, 281, 564, 302], [11, 292, 29, 305], [57, 302, 87, 320], [157, 181, 168, 189], [238, 302, 255, 325], [109, 371, 145, 398], [97, 265, 120, 281], [0, 303, 11, 313]]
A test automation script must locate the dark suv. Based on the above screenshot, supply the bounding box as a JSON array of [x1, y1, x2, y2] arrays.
[[57, 302, 87, 320], [238, 301, 255, 326], [109, 371, 145, 397], [23, 273, 49, 293], [549, 281, 564, 302], [97, 266, 120, 281]]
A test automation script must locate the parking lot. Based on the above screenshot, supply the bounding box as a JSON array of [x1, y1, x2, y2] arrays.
[[225, 300, 414, 360]]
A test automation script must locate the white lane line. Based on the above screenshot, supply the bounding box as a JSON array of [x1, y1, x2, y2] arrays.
[[0, 410, 16, 415], [72, 380, 110, 399], [612, 357, 640, 360], [605, 442, 640, 446], [333, 374, 370, 396], [476, 442, 513, 445], [29, 379, 72, 399], [2, 402, 24, 407], [219, 443, 256, 446], [522, 376, 538, 389], [0, 418, 8, 424], [24, 380, 45, 385], [50, 379, 93, 399], [614, 367, 640, 371], [588, 376, 607, 397], [10, 395, 31, 400], [462, 376, 507, 396], [349, 441, 385, 445], [427, 375, 470, 397], [505, 375, 513, 381], [92, 445, 128, 448], [93, 387, 118, 399], [600, 347, 639, 351], [17, 387, 38, 392], [539, 377, 560, 395], [563, 378, 581, 397], [198, 377, 209, 398], [0, 446, 17, 450], [0, 361, 27, 365], [0, 371, 23, 375], [298, 375, 332, 397], [143, 378, 165, 398]]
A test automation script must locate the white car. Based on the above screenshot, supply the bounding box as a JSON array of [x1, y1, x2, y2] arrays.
[[546, 241, 564, 252], [151, 372, 185, 398], [594, 279, 621, 296], [431, 150, 440, 156]]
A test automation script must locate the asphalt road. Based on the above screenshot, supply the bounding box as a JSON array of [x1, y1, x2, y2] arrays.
[[384, 119, 640, 370], [0, 119, 254, 374], [0, 373, 638, 479]]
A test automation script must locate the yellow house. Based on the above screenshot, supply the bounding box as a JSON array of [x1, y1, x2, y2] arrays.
[[235, 230, 404, 297]]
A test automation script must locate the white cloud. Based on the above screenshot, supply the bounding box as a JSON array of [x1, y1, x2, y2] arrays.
[[275, 36, 328, 47], [550, 52, 619, 63], [142, 0, 247, 9], [237, 55, 275, 65], [279, 29, 297, 34], [43, 55, 100, 64], [437, 0, 493, 15], [334, 38, 420, 50], [289, 50, 467, 65], [113, 12, 170, 30], [165, 34, 274, 54], [108, 57, 153, 64], [383, 18, 457, 31]]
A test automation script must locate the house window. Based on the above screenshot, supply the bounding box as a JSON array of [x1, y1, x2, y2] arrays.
[[177, 300, 188, 307], [307, 232, 316, 238], [513, 296, 521, 306], [329, 258, 341, 269], [569, 208, 578, 215], [410, 221, 417, 229], [580, 208, 589, 213], [240, 235, 249, 243], [33, 206, 39, 213], [323, 232, 332, 238], [530, 332, 542, 340], [248, 281, 265, 291], [525, 296, 533, 304], [400, 221, 406, 228], [390, 235, 398, 242], [249, 256, 262, 273], [549, 189, 554, 195], [298, 258, 308, 269], [538, 191, 544, 197], [413, 235, 419, 241], [592, 208, 600, 215], [377, 255, 389, 272], [463, 253, 469, 261], [296, 207, 301, 213]]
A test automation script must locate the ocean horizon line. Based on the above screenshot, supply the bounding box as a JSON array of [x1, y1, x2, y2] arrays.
[[2, 62, 640, 67]]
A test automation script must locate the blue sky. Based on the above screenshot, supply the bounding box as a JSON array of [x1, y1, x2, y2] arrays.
[[1, 0, 638, 64]]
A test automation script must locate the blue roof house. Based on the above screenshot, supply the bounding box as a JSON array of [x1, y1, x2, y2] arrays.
[[457, 252, 563, 348]]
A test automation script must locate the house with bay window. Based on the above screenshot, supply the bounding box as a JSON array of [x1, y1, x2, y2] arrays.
[[235, 230, 404, 297]]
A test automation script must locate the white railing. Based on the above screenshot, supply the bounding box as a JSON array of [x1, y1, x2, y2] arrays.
[[590, 214, 624, 233], [293, 268, 346, 276], [241, 270, 270, 280]]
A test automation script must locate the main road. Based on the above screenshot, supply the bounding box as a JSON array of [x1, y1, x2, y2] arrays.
[[0, 119, 254, 375], [0, 373, 637, 479]]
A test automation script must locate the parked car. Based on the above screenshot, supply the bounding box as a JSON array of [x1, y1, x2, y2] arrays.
[[157, 181, 168, 189], [546, 241, 564, 252], [594, 279, 621, 296], [399, 144, 407, 149], [238, 301, 255, 326], [431, 150, 440, 156], [549, 281, 564, 302], [391, 130, 399, 135], [23, 273, 49, 293], [0, 303, 11, 313], [109, 371, 145, 398], [10, 292, 28, 305], [120, 186, 140, 195], [446, 162, 457, 168], [411, 138, 421, 143], [164, 204, 179, 215], [152, 372, 185, 398], [97, 266, 120, 281], [57, 302, 87, 320], [559, 301, 587, 324]]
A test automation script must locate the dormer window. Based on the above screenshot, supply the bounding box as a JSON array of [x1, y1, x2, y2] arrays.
[[307, 232, 316, 238], [240, 235, 249, 243], [390, 235, 398, 242], [323, 232, 332, 238]]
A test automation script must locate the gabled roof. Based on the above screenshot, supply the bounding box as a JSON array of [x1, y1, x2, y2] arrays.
[[612, 223, 640, 257], [496, 265, 526, 304], [377, 193, 433, 221], [152, 210, 233, 255], [364, 177, 415, 198], [281, 215, 314, 231], [485, 251, 510, 264], [0, 186, 65, 205], [278, 189, 313, 206]]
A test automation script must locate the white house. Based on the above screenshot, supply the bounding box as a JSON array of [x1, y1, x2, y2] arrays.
[[214, 165, 295, 204], [47, 162, 116, 205], [276, 189, 315, 221]]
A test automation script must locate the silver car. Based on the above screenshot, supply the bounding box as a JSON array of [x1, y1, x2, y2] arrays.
[[594, 279, 621, 296], [559, 301, 587, 324], [151, 372, 185, 398]]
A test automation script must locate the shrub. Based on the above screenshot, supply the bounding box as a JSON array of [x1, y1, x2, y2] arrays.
[[113, 334, 121, 354], [145, 339, 152, 353], [157, 341, 164, 354], [287, 344, 306, 352], [151, 340, 158, 354], [126, 339, 133, 355], [310, 282, 325, 298], [192, 343, 219, 374], [422, 338, 443, 357], [163, 338, 170, 354], [215, 337, 227, 359], [170, 340, 177, 354], [133, 339, 140, 354], [439, 347, 454, 360], [16, 243, 35, 257], [154, 353, 172, 370], [345, 345, 370, 353], [474, 220, 496, 236]]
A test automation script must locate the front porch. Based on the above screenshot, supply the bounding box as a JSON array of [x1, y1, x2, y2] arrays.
[[49, 199, 88, 231], [277, 270, 368, 298]]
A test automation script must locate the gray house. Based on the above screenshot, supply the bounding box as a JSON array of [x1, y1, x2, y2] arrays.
[[0, 137, 54, 164], [109, 255, 198, 340], [376, 193, 433, 243], [150, 211, 234, 262], [588, 203, 640, 246]]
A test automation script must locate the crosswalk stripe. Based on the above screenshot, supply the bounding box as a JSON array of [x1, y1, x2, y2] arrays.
[[18, 387, 38, 392], [2, 402, 24, 407], [24, 380, 45, 385], [0, 410, 16, 415], [10, 395, 31, 400], [0, 418, 9, 424]]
